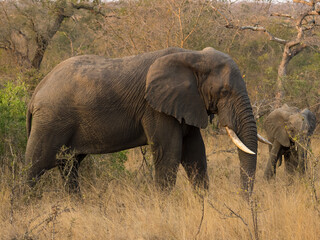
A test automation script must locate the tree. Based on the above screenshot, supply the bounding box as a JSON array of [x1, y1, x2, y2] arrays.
[[211, 0, 320, 108], [92, 0, 215, 57], [0, 0, 114, 70]]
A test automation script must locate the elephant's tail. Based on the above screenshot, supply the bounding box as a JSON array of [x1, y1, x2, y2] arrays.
[[26, 106, 32, 138]]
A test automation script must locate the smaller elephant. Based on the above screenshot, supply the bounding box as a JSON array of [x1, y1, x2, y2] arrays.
[[264, 104, 316, 179]]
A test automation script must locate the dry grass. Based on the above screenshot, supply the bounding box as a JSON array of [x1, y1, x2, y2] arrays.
[[1, 133, 320, 240]]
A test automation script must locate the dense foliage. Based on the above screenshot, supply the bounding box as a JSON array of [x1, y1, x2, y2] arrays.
[[0, 80, 28, 158]]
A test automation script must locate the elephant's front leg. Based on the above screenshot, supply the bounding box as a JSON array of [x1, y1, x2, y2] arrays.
[[142, 111, 182, 191], [264, 141, 282, 180], [181, 127, 209, 190]]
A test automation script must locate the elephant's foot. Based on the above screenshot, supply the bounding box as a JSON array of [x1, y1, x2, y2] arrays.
[[263, 170, 275, 181]]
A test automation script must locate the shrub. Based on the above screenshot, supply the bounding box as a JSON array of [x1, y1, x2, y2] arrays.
[[0, 79, 28, 159]]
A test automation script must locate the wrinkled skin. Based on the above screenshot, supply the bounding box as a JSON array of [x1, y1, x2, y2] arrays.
[[264, 104, 317, 180], [26, 47, 257, 194]]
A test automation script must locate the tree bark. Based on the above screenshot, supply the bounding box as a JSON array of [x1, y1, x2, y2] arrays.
[[31, 14, 66, 69], [275, 41, 307, 107]]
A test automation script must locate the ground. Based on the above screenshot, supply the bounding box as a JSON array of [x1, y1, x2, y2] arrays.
[[1, 129, 320, 240]]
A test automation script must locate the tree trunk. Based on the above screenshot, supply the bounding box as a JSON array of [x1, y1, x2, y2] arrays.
[[275, 42, 307, 108], [275, 45, 290, 108], [31, 13, 67, 69]]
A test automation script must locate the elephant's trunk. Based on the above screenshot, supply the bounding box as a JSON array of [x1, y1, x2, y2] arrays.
[[234, 94, 258, 195]]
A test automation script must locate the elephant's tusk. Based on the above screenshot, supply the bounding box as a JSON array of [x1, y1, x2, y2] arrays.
[[257, 134, 272, 146], [225, 127, 256, 155]]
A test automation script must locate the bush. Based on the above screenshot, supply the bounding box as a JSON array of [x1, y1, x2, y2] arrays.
[[80, 150, 131, 186], [0, 79, 28, 158]]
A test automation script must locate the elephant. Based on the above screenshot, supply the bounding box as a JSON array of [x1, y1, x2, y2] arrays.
[[26, 47, 258, 195], [264, 104, 317, 180]]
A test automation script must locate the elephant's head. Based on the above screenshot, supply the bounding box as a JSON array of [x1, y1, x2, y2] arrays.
[[265, 104, 316, 147], [145, 47, 257, 194]]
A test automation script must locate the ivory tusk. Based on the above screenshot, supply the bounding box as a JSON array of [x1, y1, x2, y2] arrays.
[[225, 127, 256, 155], [257, 134, 272, 146]]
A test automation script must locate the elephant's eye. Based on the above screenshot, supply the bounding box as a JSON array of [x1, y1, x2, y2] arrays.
[[220, 89, 229, 97]]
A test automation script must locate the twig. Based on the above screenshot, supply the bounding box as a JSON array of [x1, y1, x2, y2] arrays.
[[249, 197, 260, 240], [207, 199, 254, 240], [290, 138, 320, 212], [210, 3, 287, 44], [293, 0, 317, 7], [59, 31, 74, 56], [195, 196, 205, 239], [271, 13, 294, 19], [71, 2, 120, 19], [182, 1, 207, 46], [209, 3, 231, 26], [207, 148, 237, 157], [8, 140, 16, 225], [223, 203, 250, 227], [23, 204, 71, 239], [139, 146, 153, 180]]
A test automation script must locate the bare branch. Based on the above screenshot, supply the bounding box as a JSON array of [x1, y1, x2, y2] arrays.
[[182, 1, 207, 45], [293, 0, 316, 6], [291, 42, 308, 56], [207, 199, 254, 240], [309, 10, 320, 15], [227, 24, 288, 44], [59, 31, 74, 56], [271, 13, 294, 19], [71, 2, 119, 19], [207, 148, 237, 157], [223, 203, 249, 227], [210, 3, 288, 44], [194, 196, 205, 239], [210, 4, 231, 26]]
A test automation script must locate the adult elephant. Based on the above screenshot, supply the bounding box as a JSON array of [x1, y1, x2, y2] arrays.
[[26, 47, 258, 195], [264, 104, 317, 179]]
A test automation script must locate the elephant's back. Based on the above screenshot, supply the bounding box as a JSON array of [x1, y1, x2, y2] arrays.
[[36, 55, 131, 90], [34, 47, 189, 93], [30, 48, 190, 112], [31, 55, 143, 109]]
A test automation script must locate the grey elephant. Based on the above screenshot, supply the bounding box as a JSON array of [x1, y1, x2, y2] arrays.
[[26, 47, 258, 194], [264, 104, 317, 179]]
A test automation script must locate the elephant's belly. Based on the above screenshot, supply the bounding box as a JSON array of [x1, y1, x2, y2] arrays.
[[71, 121, 148, 154]]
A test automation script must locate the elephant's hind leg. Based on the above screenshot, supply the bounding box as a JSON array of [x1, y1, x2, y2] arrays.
[[181, 127, 209, 190], [25, 132, 58, 188], [25, 121, 74, 190]]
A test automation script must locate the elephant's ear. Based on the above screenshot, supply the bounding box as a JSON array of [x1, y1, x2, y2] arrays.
[[265, 108, 291, 147], [145, 52, 208, 128], [301, 108, 317, 136]]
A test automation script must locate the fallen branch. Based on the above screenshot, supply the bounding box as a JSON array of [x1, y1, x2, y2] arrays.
[[207, 149, 237, 157]]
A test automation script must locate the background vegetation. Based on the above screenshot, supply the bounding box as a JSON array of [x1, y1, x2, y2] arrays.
[[0, 0, 319, 239]]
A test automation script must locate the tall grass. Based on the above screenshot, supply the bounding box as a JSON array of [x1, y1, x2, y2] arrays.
[[1, 133, 319, 240]]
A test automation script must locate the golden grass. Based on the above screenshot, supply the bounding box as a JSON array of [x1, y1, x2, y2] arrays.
[[1, 133, 320, 240]]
